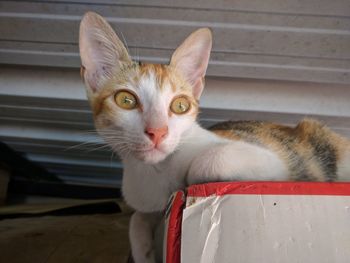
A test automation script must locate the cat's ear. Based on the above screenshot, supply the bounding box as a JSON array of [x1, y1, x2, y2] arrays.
[[79, 12, 132, 93], [170, 28, 212, 100]]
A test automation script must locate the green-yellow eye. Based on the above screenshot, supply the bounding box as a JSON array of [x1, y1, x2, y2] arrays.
[[170, 96, 191, 114], [115, 90, 138, 110]]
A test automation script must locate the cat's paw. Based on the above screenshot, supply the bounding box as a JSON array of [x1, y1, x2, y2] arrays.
[[131, 249, 156, 263], [129, 212, 160, 263], [187, 144, 233, 185], [130, 234, 156, 263], [187, 142, 288, 185]]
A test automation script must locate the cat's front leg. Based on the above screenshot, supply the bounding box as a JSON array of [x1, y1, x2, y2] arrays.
[[187, 142, 289, 184], [129, 211, 163, 263]]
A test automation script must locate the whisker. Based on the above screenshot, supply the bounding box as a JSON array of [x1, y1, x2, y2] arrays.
[[110, 151, 116, 168], [119, 30, 130, 53], [85, 144, 112, 153], [64, 140, 105, 151]]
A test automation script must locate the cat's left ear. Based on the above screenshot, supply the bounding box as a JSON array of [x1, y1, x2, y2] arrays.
[[170, 28, 212, 100], [79, 12, 132, 93]]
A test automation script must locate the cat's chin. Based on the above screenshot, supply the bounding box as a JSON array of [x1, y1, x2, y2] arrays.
[[134, 148, 169, 164]]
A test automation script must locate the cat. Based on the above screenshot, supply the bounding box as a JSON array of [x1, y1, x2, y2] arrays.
[[79, 12, 350, 263]]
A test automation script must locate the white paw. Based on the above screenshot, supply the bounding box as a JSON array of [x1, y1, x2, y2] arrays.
[[187, 142, 288, 185], [187, 144, 232, 185], [129, 212, 161, 263], [132, 249, 156, 263]]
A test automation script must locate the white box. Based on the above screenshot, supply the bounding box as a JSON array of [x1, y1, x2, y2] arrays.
[[165, 182, 350, 263]]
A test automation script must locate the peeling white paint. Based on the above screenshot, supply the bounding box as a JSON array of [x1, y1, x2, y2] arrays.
[[182, 194, 350, 263]]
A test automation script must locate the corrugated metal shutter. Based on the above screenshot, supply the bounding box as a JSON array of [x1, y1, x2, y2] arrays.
[[1, 0, 350, 84], [0, 1, 349, 188]]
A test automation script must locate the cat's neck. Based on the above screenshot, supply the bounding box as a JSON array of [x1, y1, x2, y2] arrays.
[[121, 123, 223, 212]]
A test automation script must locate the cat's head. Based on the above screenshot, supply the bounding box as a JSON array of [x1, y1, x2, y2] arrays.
[[79, 12, 212, 164]]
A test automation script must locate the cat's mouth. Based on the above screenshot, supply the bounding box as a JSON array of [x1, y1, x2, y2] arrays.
[[136, 145, 165, 155], [134, 145, 169, 164], [137, 147, 158, 154]]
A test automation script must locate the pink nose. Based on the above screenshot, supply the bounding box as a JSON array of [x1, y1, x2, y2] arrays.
[[145, 126, 168, 146]]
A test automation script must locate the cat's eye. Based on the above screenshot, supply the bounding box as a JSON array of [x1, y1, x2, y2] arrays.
[[115, 90, 138, 110], [170, 96, 191, 114]]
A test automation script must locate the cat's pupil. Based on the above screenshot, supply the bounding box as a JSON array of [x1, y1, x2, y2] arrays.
[[178, 102, 185, 111], [124, 96, 133, 104]]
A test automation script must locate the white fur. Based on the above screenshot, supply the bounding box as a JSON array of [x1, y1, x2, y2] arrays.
[[129, 212, 163, 263], [123, 123, 289, 212], [187, 141, 289, 185], [122, 123, 222, 212]]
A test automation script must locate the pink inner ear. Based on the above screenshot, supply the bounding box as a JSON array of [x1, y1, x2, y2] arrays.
[[79, 12, 132, 93], [170, 28, 212, 100], [85, 69, 100, 93], [178, 58, 207, 99], [192, 78, 204, 100]]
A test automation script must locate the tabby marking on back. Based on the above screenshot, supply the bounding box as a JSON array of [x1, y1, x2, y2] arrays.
[[210, 119, 349, 181]]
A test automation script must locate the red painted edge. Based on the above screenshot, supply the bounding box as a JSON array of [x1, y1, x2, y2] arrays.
[[187, 181, 350, 197], [166, 191, 185, 263]]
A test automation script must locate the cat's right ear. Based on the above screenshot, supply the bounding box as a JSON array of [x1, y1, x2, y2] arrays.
[[79, 12, 131, 93]]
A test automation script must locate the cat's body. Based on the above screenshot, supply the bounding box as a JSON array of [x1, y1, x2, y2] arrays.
[[79, 12, 350, 263], [124, 118, 350, 212], [210, 119, 350, 182]]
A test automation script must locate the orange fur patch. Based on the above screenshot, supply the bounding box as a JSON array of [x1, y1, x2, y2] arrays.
[[210, 119, 349, 181], [90, 62, 200, 122], [139, 64, 170, 90]]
